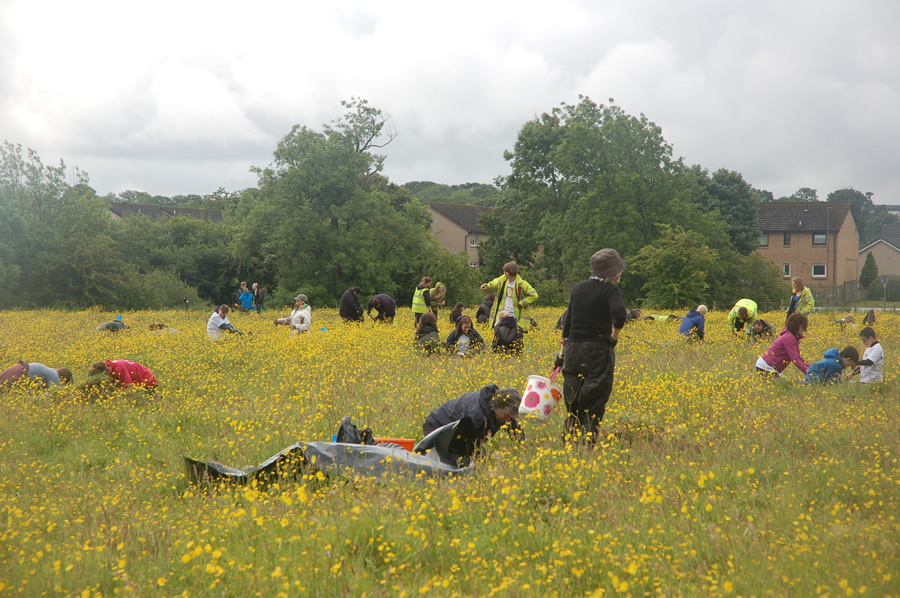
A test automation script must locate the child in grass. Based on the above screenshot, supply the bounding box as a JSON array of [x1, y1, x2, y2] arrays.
[[857, 327, 884, 384], [803, 347, 859, 385], [414, 312, 444, 355]]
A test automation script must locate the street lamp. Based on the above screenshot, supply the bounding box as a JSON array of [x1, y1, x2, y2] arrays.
[[881, 275, 889, 309]]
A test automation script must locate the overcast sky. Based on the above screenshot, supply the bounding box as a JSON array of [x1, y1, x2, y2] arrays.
[[2, 1, 898, 204]]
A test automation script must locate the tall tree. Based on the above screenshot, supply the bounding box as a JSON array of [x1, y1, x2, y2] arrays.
[[235, 100, 440, 305], [689, 167, 760, 255], [859, 251, 879, 288]]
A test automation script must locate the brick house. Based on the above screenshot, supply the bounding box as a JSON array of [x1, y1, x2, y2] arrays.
[[858, 223, 900, 281], [427, 202, 491, 267], [756, 202, 859, 288]]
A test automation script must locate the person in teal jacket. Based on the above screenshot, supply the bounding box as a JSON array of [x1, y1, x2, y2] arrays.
[[786, 277, 815, 320], [479, 262, 538, 326], [803, 346, 858, 385]]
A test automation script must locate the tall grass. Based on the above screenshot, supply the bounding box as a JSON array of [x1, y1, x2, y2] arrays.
[[0, 307, 897, 596]]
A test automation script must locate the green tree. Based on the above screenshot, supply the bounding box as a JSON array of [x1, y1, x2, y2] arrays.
[[859, 251, 879, 288], [235, 100, 437, 305], [690, 167, 760, 255], [827, 188, 898, 245], [630, 226, 718, 309]]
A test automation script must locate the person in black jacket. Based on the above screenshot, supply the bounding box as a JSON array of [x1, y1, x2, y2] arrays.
[[339, 286, 364, 323], [491, 310, 524, 355], [558, 249, 627, 444], [252, 283, 266, 315], [423, 384, 521, 443], [475, 294, 494, 324], [366, 294, 396, 323]]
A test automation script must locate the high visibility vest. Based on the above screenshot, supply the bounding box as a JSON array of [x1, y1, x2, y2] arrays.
[[411, 286, 429, 314]]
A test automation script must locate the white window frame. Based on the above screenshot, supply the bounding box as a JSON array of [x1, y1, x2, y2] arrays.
[[812, 264, 826, 279], [759, 233, 769, 248], [783, 264, 791, 279], [812, 233, 827, 246], [470, 234, 479, 247]]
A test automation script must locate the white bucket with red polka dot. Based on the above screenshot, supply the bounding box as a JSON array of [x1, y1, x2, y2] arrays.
[[519, 373, 563, 422]]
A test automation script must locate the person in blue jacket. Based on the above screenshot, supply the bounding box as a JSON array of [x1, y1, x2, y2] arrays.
[[803, 346, 859, 385], [678, 304, 707, 341], [238, 282, 254, 313]]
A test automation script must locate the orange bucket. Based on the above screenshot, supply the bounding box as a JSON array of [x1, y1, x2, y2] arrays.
[[375, 437, 415, 452]]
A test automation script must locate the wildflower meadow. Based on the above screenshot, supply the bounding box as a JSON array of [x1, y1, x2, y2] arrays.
[[0, 307, 897, 597]]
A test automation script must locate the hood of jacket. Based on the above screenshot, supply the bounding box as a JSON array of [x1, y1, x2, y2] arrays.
[[822, 347, 841, 361]]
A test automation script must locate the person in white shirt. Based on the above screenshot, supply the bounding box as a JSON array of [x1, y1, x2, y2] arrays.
[[857, 327, 884, 383], [207, 305, 241, 339], [275, 294, 311, 334]]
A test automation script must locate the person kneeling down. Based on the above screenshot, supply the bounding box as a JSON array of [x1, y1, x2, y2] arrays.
[[803, 347, 858, 385], [423, 385, 523, 450]]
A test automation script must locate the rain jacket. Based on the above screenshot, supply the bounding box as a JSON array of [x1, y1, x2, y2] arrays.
[[786, 287, 815, 317], [239, 291, 254, 310], [415, 326, 444, 354], [424, 384, 505, 442], [678, 309, 705, 340], [803, 348, 846, 384], [728, 299, 758, 332], [760, 327, 809, 374], [482, 274, 538, 326]]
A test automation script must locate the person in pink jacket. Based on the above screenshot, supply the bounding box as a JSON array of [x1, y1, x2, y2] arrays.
[[88, 359, 158, 390], [755, 313, 809, 377]]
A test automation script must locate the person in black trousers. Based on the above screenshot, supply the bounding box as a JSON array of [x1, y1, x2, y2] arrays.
[[557, 249, 627, 444]]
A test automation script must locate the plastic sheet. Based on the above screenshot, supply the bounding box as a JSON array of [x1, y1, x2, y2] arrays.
[[184, 419, 477, 486]]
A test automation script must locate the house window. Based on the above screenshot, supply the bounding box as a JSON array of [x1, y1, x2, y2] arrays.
[[470, 234, 478, 247], [759, 233, 769, 248], [812, 264, 826, 278], [783, 264, 791, 279], [812, 233, 826, 246], [783, 233, 791, 247]]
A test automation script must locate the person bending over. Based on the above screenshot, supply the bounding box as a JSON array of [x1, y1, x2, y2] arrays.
[[0, 361, 72, 389], [756, 313, 809, 378], [803, 346, 858, 385], [423, 384, 522, 446]]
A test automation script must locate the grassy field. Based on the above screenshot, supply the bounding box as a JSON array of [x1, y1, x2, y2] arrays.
[[0, 306, 897, 597]]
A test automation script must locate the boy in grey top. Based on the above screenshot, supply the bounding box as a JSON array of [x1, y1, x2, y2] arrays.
[[0, 361, 73, 388]]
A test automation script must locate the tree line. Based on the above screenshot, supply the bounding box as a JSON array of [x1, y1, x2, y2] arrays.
[[1, 96, 894, 311]]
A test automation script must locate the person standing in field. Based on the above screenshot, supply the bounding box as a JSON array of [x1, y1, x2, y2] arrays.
[[366, 294, 396, 323], [857, 327, 884, 384], [678, 305, 707, 341], [558, 249, 627, 443], [480, 262, 538, 326], [411, 276, 434, 326], [728, 299, 758, 334], [786, 277, 815, 320], [756, 313, 809, 378], [253, 283, 266, 315]]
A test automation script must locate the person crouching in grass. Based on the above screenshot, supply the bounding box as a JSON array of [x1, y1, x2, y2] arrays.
[[803, 347, 859, 385], [80, 359, 158, 400], [756, 313, 809, 378]]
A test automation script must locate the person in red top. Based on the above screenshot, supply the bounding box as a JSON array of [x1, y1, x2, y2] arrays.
[[88, 360, 158, 390]]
